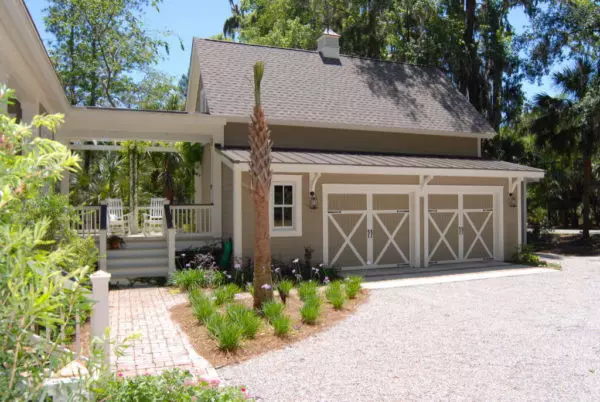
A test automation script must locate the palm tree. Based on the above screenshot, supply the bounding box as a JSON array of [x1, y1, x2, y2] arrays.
[[248, 61, 273, 308], [530, 59, 600, 239]]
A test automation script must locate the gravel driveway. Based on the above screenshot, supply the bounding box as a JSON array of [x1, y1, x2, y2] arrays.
[[218, 256, 600, 401]]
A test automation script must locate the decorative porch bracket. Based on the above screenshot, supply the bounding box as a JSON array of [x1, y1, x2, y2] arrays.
[[420, 175, 434, 190]]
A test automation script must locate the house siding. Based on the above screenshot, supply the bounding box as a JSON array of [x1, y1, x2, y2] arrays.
[[225, 123, 479, 157], [239, 172, 518, 265]]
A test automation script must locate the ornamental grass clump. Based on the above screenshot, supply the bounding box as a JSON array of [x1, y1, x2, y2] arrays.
[[169, 269, 207, 291], [206, 313, 243, 351], [297, 281, 318, 302], [277, 279, 294, 304], [226, 304, 262, 339], [189, 290, 216, 324], [345, 276, 363, 299], [261, 300, 284, 323], [271, 314, 291, 337], [325, 281, 346, 310], [300, 296, 321, 325], [214, 283, 241, 306]]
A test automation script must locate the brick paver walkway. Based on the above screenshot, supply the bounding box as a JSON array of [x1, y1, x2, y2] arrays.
[[109, 287, 216, 378]]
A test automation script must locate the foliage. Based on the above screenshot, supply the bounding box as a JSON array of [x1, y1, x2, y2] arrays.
[[189, 289, 217, 324], [45, 0, 172, 107], [344, 276, 363, 299], [213, 283, 241, 306], [297, 281, 318, 302], [206, 313, 244, 351], [0, 86, 94, 400], [277, 279, 294, 304], [325, 281, 346, 310], [271, 314, 292, 337], [511, 245, 548, 267], [226, 303, 262, 339], [261, 300, 285, 323], [169, 269, 209, 291], [300, 296, 321, 325], [91, 368, 251, 401]]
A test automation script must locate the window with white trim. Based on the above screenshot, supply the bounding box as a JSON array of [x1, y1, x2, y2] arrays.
[[270, 175, 302, 237]]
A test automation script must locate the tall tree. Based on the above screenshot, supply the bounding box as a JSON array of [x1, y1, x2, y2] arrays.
[[529, 59, 600, 239], [249, 61, 273, 308], [45, 0, 169, 107]]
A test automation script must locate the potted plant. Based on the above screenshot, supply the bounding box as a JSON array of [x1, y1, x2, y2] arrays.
[[107, 235, 125, 250]]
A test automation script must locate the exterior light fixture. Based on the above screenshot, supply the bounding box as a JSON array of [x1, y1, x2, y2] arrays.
[[309, 191, 318, 209], [508, 192, 517, 208]]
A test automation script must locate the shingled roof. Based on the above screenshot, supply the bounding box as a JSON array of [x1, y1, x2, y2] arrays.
[[192, 38, 496, 137]]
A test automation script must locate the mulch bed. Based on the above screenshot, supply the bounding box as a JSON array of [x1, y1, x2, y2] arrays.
[[170, 289, 369, 368]]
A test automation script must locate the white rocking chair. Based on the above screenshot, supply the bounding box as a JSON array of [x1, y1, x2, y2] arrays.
[[106, 198, 130, 235], [143, 198, 166, 236]]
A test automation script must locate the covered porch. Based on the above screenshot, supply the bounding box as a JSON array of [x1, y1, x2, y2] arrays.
[[56, 107, 226, 279]]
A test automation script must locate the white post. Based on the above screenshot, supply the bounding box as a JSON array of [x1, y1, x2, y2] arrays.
[[233, 167, 242, 260], [211, 143, 222, 235], [98, 229, 107, 271], [90, 271, 111, 363], [195, 163, 203, 231], [0, 61, 9, 114], [59, 140, 70, 195], [167, 228, 176, 275], [522, 180, 528, 245]]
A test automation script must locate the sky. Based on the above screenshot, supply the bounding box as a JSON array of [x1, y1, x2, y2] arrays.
[[24, 0, 562, 102]]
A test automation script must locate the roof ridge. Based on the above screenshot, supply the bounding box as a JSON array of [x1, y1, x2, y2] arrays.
[[193, 37, 438, 70]]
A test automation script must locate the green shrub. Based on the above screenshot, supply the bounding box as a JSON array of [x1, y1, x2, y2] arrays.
[[206, 313, 243, 351], [190, 290, 216, 324], [213, 283, 241, 306], [345, 276, 363, 299], [300, 296, 321, 325], [91, 368, 251, 401], [511, 245, 548, 267], [169, 269, 208, 291], [277, 279, 294, 304], [261, 300, 285, 323], [325, 281, 346, 310], [271, 314, 291, 337], [298, 281, 318, 302], [226, 304, 262, 339]]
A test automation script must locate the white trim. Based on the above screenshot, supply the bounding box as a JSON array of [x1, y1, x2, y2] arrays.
[[412, 192, 421, 267], [211, 143, 222, 235], [517, 178, 522, 247], [221, 115, 496, 139], [230, 161, 544, 179], [232, 167, 243, 260], [270, 175, 303, 237], [522, 181, 528, 245]]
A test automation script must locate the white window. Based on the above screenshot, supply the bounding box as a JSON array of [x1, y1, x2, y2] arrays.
[[270, 175, 303, 237]]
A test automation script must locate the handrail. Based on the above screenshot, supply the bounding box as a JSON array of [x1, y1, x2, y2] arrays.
[[170, 203, 214, 207]]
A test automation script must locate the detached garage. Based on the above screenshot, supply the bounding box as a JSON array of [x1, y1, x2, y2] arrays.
[[219, 149, 544, 271]]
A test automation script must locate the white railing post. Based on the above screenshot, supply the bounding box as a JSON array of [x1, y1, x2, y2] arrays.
[[90, 271, 111, 363], [167, 228, 176, 275], [98, 229, 107, 271]]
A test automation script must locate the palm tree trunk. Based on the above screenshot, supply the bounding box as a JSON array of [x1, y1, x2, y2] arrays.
[[583, 156, 592, 239]]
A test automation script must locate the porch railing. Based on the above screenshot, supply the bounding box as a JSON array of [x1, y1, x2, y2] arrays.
[[72, 206, 102, 236], [170, 204, 213, 235]]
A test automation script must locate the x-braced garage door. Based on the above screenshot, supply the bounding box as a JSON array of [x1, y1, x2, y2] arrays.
[[323, 187, 413, 269], [424, 188, 503, 266]]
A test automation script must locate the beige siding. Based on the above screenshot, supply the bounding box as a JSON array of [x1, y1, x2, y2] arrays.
[[225, 123, 479, 157], [221, 163, 233, 240], [239, 173, 519, 265]]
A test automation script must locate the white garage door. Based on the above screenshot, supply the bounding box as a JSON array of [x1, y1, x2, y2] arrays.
[[425, 189, 502, 266], [324, 189, 412, 269]]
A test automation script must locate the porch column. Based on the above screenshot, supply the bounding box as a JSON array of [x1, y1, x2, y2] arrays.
[[211, 143, 222, 235], [233, 167, 243, 261], [0, 60, 10, 114], [60, 139, 70, 196], [194, 163, 203, 203], [522, 180, 528, 245], [20, 101, 38, 126]]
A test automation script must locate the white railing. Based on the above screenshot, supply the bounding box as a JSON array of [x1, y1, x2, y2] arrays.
[[171, 204, 212, 235], [72, 206, 102, 236]]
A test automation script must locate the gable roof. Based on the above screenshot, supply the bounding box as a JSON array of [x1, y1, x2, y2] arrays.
[[192, 38, 496, 138]]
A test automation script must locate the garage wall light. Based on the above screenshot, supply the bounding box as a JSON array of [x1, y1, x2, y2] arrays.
[[508, 192, 517, 208]]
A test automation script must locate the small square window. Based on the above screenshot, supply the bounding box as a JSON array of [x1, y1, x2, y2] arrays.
[[270, 176, 302, 237]]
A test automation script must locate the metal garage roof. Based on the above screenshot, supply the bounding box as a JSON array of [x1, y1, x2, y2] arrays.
[[220, 149, 544, 174]]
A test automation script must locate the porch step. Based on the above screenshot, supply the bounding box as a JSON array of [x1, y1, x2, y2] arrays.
[[106, 235, 169, 279]]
